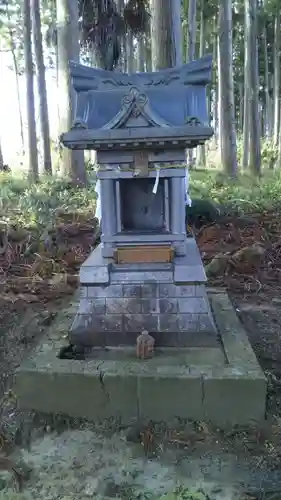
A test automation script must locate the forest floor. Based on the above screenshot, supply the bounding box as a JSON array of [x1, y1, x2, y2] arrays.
[[0, 171, 281, 498]]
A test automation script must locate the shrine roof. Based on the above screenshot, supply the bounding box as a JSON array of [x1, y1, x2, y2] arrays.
[[60, 55, 214, 151]]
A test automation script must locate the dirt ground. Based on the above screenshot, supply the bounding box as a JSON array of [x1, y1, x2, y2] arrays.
[[0, 214, 281, 498], [0, 292, 280, 499]]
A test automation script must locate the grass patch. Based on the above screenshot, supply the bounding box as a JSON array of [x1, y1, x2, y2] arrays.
[[190, 169, 281, 214], [0, 173, 97, 229], [1, 168, 281, 231]]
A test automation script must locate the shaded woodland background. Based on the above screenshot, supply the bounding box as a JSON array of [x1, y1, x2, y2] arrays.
[[0, 0, 280, 295], [0, 5, 281, 500], [1, 0, 281, 181]]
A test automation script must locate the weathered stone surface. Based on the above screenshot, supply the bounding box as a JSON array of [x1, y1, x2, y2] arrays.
[[106, 298, 142, 314], [15, 290, 267, 426], [159, 314, 178, 332], [178, 313, 213, 332], [209, 293, 262, 369], [159, 298, 178, 314], [122, 284, 142, 298], [111, 271, 174, 284], [72, 313, 123, 334], [141, 282, 158, 298], [203, 373, 266, 425], [15, 364, 138, 424], [71, 282, 218, 347], [138, 374, 203, 421], [158, 284, 204, 298], [141, 299, 159, 314], [78, 299, 106, 315], [80, 265, 109, 286], [87, 285, 123, 298], [178, 297, 209, 314], [123, 314, 158, 333]]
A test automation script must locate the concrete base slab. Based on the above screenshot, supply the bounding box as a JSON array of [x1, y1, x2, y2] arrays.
[[14, 291, 267, 427]]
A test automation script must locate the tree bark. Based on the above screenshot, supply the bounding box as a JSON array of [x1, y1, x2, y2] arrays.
[[262, 20, 272, 137], [127, 30, 134, 74], [5, 3, 25, 154], [245, 0, 261, 176], [186, 0, 197, 167], [171, 0, 183, 66], [23, 0, 39, 182], [0, 138, 4, 170], [137, 34, 145, 72], [212, 17, 219, 146], [273, 10, 280, 145], [238, 82, 243, 132], [242, 0, 250, 170], [218, 0, 237, 176], [116, 0, 126, 71], [56, 0, 86, 185], [187, 0, 197, 63], [196, 0, 206, 167], [276, 102, 281, 168], [217, 29, 222, 153], [32, 0, 52, 175], [150, 0, 182, 70]]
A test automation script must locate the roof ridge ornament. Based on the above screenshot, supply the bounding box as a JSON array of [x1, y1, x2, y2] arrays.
[[122, 86, 147, 106], [102, 86, 172, 130]]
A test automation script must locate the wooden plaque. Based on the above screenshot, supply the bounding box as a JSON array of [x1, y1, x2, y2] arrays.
[[133, 151, 149, 176], [115, 245, 174, 264]]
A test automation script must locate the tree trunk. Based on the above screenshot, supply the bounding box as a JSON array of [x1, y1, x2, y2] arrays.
[[56, 0, 86, 185], [238, 83, 243, 132], [276, 102, 281, 168], [5, 3, 25, 154], [150, 0, 182, 70], [0, 138, 4, 170], [137, 34, 145, 72], [23, 0, 39, 182], [217, 30, 222, 153], [186, 0, 197, 167], [32, 0, 52, 175], [187, 0, 197, 63], [213, 18, 218, 146], [127, 30, 134, 74], [116, 0, 126, 71], [246, 0, 261, 176], [145, 34, 152, 71], [171, 0, 183, 66], [218, 0, 237, 176], [242, 0, 250, 170], [263, 21, 272, 137], [273, 10, 280, 145], [196, 1, 206, 167]]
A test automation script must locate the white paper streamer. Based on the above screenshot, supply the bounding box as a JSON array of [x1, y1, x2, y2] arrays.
[[152, 164, 160, 194], [185, 167, 192, 207]]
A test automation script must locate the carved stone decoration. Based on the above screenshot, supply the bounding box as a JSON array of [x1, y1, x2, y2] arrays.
[[185, 117, 203, 127], [123, 87, 147, 118], [102, 86, 171, 130], [123, 87, 148, 106], [71, 119, 88, 130]]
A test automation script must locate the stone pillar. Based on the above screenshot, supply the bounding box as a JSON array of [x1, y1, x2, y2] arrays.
[[171, 177, 186, 234], [100, 178, 116, 249], [179, 177, 187, 233]]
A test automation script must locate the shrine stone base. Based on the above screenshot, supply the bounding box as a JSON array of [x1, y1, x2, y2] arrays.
[[14, 291, 267, 427], [70, 241, 218, 348]]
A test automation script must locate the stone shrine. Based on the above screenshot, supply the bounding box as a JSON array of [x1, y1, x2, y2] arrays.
[[61, 55, 218, 348], [14, 54, 266, 428]]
